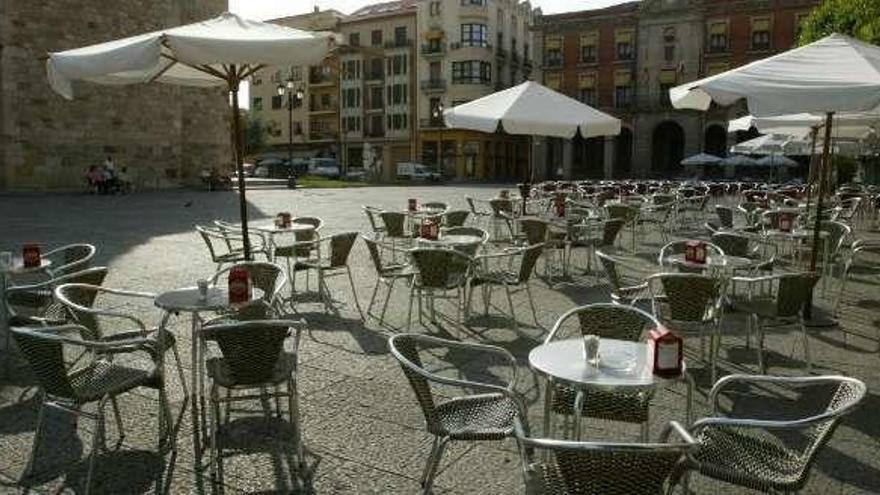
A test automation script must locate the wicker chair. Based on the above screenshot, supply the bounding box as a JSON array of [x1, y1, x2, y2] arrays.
[[5, 266, 109, 326], [293, 232, 363, 319], [406, 248, 472, 329], [658, 240, 726, 274], [271, 219, 322, 294], [362, 205, 386, 238], [515, 420, 696, 495], [442, 209, 470, 227], [682, 374, 866, 494], [489, 198, 516, 242], [388, 333, 527, 494], [595, 250, 649, 306], [201, 319, 307, 491], [715, 205, 735, 230], [196, 225, 249, 270], [567, 218, 625, 275], [605, 204, 639, 251], [441, 226, 490, 256], [54, 282, 188, 396], [545, 303, 662, 441], [834, 240, 880, 315], [213, 220, 271, 260], [467, 243, 543, 331], [380, 211, 416, 256], [647, 273, 724, 383], [465, 196, 492, 228], [40, 243, 96, 279], [210, 261, 288, 316], [362, 234, 415, 326], [636, 202, 674, 245], [730, 272, 818, 374], [12, 324, 168, 494]]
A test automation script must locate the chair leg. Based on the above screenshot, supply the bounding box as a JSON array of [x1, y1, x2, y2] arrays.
[[406, 284, 416, 331], [86, 397, 109, 495], [24, 399, 47, 478], [110, 396, 125, 447], [756, 316, 766, 374], [367, 278, 380, 316], [421, 436, 449, 494], [379, 279, 396, 326], [171, 342, 189, 397], [526, 285, 540, 327], [347, 267, 364, 321], [210, 386, 223, 494], [505, 285, 519, 332], [799, 316, 813, 373], [288, 378, 304, 473]]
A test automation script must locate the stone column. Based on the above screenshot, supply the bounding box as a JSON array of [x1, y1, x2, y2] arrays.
[[603, 136, 615, 179], [562, 140, 573, 179]]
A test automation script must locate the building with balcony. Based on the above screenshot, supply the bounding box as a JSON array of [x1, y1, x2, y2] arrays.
[[338, 0, 418, 180], [532, 0, 818, 180], [417, 0, 539, 180]]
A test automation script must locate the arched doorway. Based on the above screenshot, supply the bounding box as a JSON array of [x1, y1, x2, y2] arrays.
[[651, 121, 685, 177], [704, 124, 727, 156], [614, 127, 633, 178]]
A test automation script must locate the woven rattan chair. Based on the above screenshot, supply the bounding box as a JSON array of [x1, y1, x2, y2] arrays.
[[467, 243, 543, 331], [515, 419, 696, 495], [647, 273, 724, 383], [489, 198, 516, 242], [5, 267, 108, 326], [465, 196, 492, 228], [12, 324, 168, 494], [213, 220, 271, 260], [442, 209, 470, 227], [637, 202, 674, 245], [210, 261, 288, 316], [196, 225, 249, 270], [54, 282, 188, 396], [293, 232, 363, 319], [362, 205, 386, 238], [730, 272, 818, 374], [605, 203, 639, 251], [658, 240, 725, 274], [441, 226, 490, 256], [595, 250, 649, 306], [40, 243, 96, 279], [271, 218, 322, 294], [406, 248, 472, 329], [567, 218, 625, 275], [682, 374, 866, 494], [388, 333, 527, 494], [715, 205, 735, 230], [201, 319, 307, 491], [363, 234, 415, 326], [380, 211, 416, 257], [546, 303, 662, 441]]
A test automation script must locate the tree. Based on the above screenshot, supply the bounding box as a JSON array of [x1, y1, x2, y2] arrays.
[[241, 111, 268, 158], [799, 0, 880, 45]]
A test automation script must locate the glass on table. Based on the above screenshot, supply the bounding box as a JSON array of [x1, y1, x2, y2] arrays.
[[582, 334, 600, 366]]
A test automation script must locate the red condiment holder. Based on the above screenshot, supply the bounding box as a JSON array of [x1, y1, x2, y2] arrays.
[[276, 212, 292, 228], [228, 266, 252, 304], [22, 242, 41, 268], [649, 326, 683, 378], [778, 213, 792, 232], [407, 198, 418, 212], [420, 218, 439, 240], [684, 240, 699, 263], [555, 194, 566, 218]]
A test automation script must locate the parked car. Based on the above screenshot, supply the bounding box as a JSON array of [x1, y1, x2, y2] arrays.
[[397, 162, 442, 181], [254, 158, 291, 179], [308, 158, 340, 178], [344, 168, 367, 181], [242, 162, 255, 177]]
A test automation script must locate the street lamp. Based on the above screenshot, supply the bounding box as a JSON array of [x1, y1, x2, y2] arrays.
[[277, 79, 304, 189], [432, 103, 445, 174]]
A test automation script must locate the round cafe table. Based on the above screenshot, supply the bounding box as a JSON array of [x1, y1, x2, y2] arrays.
[[529, 337, 692, 440], [155, 285, 261, 464], [417, 234, 484, 255], [251, 221, 316, 261], [662, 253, 757, 272]]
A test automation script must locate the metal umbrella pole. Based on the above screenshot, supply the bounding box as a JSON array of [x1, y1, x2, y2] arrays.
[[805, 112, 834, 324]]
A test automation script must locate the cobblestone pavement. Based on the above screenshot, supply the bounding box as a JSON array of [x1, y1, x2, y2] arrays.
[[0, 185, 878, 494]]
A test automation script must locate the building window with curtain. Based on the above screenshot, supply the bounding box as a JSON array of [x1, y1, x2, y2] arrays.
[[659, 69, 677, 107], [580, 32, 598, 63], [461, 24, 488, 47], [751, 18, 771, 50], [252, 97, 263, 111], [544, 71, 561, 91], [271, 95, 282, 109], [577, 72, 597, 106], [614, 70, 633, 108], [708, 22, 728, 53], [663, 27, 676, 62], [371, 29, 383, 46], [544, 35, 562, 66], [452, 60, 491, 85], [615, 29, 634, 61], [349, 33, 360, 47]]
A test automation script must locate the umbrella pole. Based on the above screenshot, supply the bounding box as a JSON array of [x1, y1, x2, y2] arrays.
[[229, 75, 252, 260], [804, 126, 819, 215], [804, 113, 834, 324], [520, 135, 533, 215]]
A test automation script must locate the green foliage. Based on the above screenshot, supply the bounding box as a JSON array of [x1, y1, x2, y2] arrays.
[[799, 0, 880, 45], [241, 112, 267, 158]]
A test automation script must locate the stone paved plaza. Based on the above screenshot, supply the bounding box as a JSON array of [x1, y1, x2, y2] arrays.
[[0, 185, 878, 494]]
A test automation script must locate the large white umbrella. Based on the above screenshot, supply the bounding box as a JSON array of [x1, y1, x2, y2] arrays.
[[670, 33, 880, 273], [443, 81, 620, 209], [756, 155, 799, 167], [681, 153, 722, 166], [720, 154, 757, 167], [46, 12, 335, 258], [728, 113, 877, 139]]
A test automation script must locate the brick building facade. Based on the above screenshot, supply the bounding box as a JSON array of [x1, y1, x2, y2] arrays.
[[0, 0, 229, 191], [534, 0, 819, 180]]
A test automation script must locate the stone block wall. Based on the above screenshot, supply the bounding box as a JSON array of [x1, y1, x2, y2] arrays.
[[0, 0, 229, 191]]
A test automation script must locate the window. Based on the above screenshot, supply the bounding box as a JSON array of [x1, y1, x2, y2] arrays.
[[461, 0, 485, 5], [663, 27, 676, 62], [252, 97, 263, 111], [252, 73, 263, 86], [452, 60, 491, 84], [751, 17, 771, 50], [343, 60, 360, 80], [271, 95, 282, 109], [289, 66, 302, 81], [370, 86, 384, 108], [614, 70, 633, 107], [343, 88, 360, 108], [427, 37, 443, 53], [394, 26, 408, 46], [369, 58, 383, 79], [369, 114, 384, 136], [270, 70, 282, 83], [578, 72, 596, 106], [580, 32, 598, 63], [349, 33, 360, 47], [708, 22, 728, 53], [544, 71, 561, 91], [321, 93, 331, 108], [371, 29, 383, 47], [615, 29, 634, 60], [524, 42, 530, 59], [429, 97, 442, 123], [344, 116, 360, 132], [293, 122, 302, 135], [429, 1, 441, 15], [388, 84, 407, 105], [544, 35, 562, 65], [461, 24, 489, 47], [429, 61, 442, 80], [388, 54, 408, 75], [659, 69, 677, 106]]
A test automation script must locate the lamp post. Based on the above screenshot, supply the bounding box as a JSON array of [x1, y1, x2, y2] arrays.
[[432, 103, 445, 174], [277, 79, 304, 189]]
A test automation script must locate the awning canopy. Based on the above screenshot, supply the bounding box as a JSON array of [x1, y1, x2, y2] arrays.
[[443, 81, 621, 139], [670, 34, 880, 117]]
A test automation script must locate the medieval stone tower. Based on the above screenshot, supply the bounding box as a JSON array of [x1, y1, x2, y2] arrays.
[[0, 0, 230, 190]]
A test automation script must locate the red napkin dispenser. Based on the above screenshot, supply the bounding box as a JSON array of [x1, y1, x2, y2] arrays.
[[650, 326, 683, 378], [408, 198, 418, 211], [420, 219, 439, 240], [228, 266, 252, 304], [22, 242, 41, 268], [276, 212, 292, 228]]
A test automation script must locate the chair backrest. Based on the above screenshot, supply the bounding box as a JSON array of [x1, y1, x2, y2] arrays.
[[516, 243, 544, 284], [776, 272, 819, 317], [649, 273, 721, 322], [600, 219, 625, 247], [55, 282, 154, 341], [547, 303, 660, 343], [516, 421, 695, 495], [387, 334, 446, 434], [40, 267, 109, 324], [201, 320, 297, 386], [45, 244, 96, 278], [11, 326, 78, 400], [410, 248, 472, 289], [196, 225, 232, 262], [605, 204, 636, 223], [444, 226, 489, 244], [596, 250, 624, 294], [362, 206, 383, 233], [489, 198, 513, 216], [422, 202, 448, 211], [361, 234, 386, 273], [327, 232, 359, 268], [820, 220, 851, 257], [715, 205, 734, 229], [710, 232, 750, 257], [518, 218, 549, 245], [293, 216, 323, 230], [464, 196, 484, 215], [380, 211, 408, 237], [443, 209, 470, 227], [212, 261, 287, 304]]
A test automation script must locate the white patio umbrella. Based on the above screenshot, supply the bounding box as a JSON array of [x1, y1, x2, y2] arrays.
[[46, 12, 336, 258], [670, 33, 880, 273], [680, 152, 722, 165], [720, 154, 757, 167], [443, 81, 621, 210], [728, 113, 877, 139], [756, 155, 799, 167]]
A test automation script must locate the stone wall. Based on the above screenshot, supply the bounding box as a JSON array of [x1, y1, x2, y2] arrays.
[[0, 0, 228, 191]]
